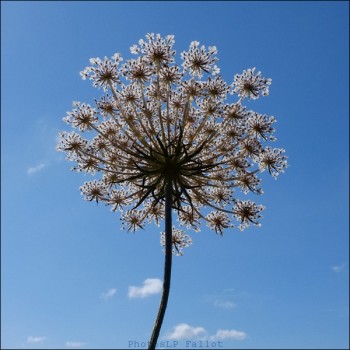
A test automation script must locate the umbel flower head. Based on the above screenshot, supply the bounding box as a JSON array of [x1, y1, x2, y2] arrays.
[[57, 33, 287, 254]]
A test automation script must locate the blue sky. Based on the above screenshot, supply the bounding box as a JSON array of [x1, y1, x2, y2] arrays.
[[1, 1, 349, 349]]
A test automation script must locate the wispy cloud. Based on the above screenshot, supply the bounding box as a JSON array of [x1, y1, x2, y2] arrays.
[[165, 323, 206, 340], [128, 278, 162, 298], [27, 336, 46, 343], [204, 290, 236, 310], [101, 288, 117, 300], [66, 341, 86, 348], [210, 329, 247, 340], [331, 263, 346, 273], [214, 300, 236, 310], [27, 163, 46, 175]]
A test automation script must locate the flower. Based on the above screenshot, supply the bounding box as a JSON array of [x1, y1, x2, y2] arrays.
[[94, 95, 118, 118], [246, 113, 276, 141], [80, 180, 108, 203], [233, 199, 265, 231], [178, 206, 201, 232], [258, 147, 287, 179], [63, 102, 98, 131], [232, 67, 272, 100], [80, 55, 122, 91], [58, 33, 287, 250], [204, 76, 230, 100], [181, 41, 219, 78], [57, 131, 87, 160], [161, 227, 192, 256], [206, 211, 233, 235], [132, 33, 176, 65], [107, 189, 132, 212], [121, 57, 154, 82], [121, 209, 145, 232]]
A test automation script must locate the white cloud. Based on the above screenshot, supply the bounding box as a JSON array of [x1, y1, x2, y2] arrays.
[[128, 278, 162, 298], [27, 163, 46, 175], [27, 336, 45, 343], [165, 323, 206, 340], [101, 288, 117, 300], [66, 341, 86, 348], [331, 263, 346, 273], [214, 300, 236, 309], [210, 329, 247, 341], [165, 323, 247, 342]]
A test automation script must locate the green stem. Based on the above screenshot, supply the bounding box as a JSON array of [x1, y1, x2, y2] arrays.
[[148, 181, 173, 350]]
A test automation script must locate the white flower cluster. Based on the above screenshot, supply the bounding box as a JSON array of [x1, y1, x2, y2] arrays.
[[57, 34, 287, 254], [160, 227, 192, 256], [232, 67, 272, 100]]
